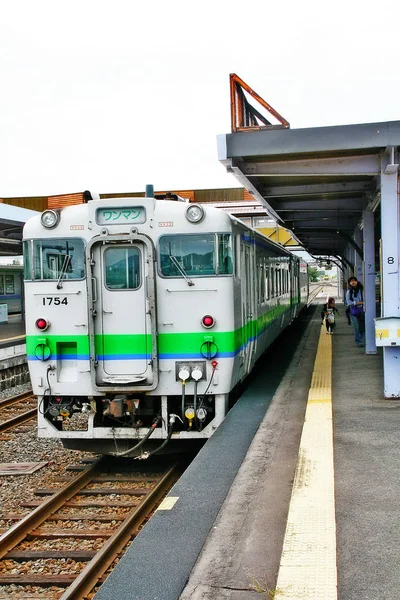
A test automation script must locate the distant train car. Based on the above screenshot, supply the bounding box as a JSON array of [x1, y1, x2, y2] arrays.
[[0, 265, 23, 315], [23, 192, 308, 456]]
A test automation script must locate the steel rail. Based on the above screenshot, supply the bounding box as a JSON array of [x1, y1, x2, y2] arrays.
[[59, 462, 181, 600], [307, 285, 325, 307], [0, 457, 105, 558], [0, 408, 36, 432], [0, 390, 34, 410]]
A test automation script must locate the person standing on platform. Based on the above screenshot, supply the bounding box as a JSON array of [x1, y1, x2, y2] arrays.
[[321, 297, 339, 334], [345, 276, 365, 346]]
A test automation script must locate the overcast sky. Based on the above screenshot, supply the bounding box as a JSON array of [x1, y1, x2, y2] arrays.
[[1, 0, 399, 198]]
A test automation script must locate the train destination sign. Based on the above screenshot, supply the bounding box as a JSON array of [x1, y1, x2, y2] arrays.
[[96, 206, 146, 225]]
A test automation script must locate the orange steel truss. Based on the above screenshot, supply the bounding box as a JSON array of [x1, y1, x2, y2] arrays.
[[230, 73, 290, 133]]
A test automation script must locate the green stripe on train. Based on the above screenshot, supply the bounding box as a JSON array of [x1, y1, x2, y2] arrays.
[[26, 335, 90, 356], [26, 303, 293, 356]]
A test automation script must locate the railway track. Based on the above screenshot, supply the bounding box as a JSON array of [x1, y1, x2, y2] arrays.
[[0, 391, 36, 434], [307, 283, 330, 307], [0, 456, 183, 599]]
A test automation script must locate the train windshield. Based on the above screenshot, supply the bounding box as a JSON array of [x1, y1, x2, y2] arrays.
[[159, 233, 233, 277], [23, 239, 85, 281]]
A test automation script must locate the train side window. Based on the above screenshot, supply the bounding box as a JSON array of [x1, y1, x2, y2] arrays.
[[23, 240, 32, 280], [257, 254, 266, 304], [159, 234, 216, 277], [104, 247, 141, 290], [235, 235, 241, 277], [5, 276, 14, 295], [217, 234, 233, 275], [0, 276, 3, 295], [269, 263, 274, 298]]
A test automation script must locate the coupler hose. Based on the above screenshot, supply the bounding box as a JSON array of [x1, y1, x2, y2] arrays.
[[135, 413, 180, 460], [111, 416, 161, 457]]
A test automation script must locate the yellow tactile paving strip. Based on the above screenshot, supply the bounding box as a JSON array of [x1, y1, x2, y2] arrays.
[[275, 326, 337, 599]]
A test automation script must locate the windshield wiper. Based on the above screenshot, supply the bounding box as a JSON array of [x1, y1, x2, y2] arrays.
[[56, 255, 71, 289], [169, 256, 194, 286]]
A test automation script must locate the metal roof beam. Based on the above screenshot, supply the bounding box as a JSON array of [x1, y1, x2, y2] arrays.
[[310, 254, 344, 272], [289, 222, 358, 231], [272, 198, 365, 211], [287, 214, 358, 223], [262, 181, 372, 198], [285, 211, 361, 220], [225, 163, 283, 222], [222, 121, 400, 159], [295, 228, 363, 258], [240, 155, 381, 177], [0, 238, 22, 247]]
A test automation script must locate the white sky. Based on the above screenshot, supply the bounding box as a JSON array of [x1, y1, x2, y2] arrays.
[[1, 0, 400, 197]]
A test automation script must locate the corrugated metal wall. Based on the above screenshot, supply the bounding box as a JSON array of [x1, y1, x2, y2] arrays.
[[100, 190, 196, 201], [0, 187, 253, 210], [48, 192, 84, 209], [193, 188, 244, 203], [0, 197, 48, 211], [101, 188, 250, 203]]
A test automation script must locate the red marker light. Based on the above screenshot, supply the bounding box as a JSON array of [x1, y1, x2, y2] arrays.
[[36, 318, 49, 331], [211, 360, 218, 369], [202, 315, 215, 328]]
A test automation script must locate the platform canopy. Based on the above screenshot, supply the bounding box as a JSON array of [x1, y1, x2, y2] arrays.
[[0, 204, 39, 255], [217, 74, 400, 262]]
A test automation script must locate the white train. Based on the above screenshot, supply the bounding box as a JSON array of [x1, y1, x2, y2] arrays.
[[23, 190, 308, 456]]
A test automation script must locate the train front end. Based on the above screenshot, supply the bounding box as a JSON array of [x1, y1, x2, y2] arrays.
[[23, 195, 237, 455]]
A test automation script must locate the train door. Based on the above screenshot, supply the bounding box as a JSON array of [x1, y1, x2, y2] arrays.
[[89, 239, 157, 387], [241, 241, 256, 374]]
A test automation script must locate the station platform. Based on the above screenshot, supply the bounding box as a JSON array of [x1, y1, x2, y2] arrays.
[[0, 314, 25, 347], [0, 314, 27, 387], [95, 296, 398, 600]]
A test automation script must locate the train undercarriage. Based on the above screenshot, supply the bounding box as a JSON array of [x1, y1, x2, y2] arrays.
[[38, 390, 230, 456]]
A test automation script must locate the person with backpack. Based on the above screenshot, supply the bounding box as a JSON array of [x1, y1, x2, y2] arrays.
[[321, 297, 339, 334], [345, 276, 365, 346]]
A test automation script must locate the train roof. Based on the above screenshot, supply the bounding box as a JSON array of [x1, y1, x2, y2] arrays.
[[23, 197, 299, 260]]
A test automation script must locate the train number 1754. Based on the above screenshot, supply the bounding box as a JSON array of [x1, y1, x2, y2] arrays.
[[42, 297, 68, 306]]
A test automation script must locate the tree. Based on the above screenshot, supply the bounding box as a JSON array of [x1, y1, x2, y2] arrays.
[[308, 266, 319, 282]]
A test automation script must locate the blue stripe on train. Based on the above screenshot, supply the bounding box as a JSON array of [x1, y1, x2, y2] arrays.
[[97, 354, 151, 360]]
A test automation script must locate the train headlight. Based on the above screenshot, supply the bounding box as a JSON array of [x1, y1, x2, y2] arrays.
[[185, 204, 205, 224], [41, 210, 60, 229]]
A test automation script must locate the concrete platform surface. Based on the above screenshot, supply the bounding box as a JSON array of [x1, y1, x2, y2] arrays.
[[94, 298, 399, 600], [181, 304, 398, 600]]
